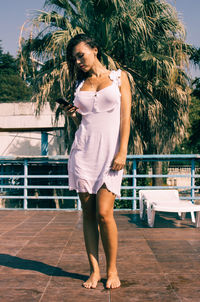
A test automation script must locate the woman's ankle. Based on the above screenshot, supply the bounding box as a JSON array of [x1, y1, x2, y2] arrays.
[[107, 267, 118, 276], [90, 266, 101, 275]]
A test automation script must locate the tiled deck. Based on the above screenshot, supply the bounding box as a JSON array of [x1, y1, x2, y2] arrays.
[[0, 210, 200, 301]]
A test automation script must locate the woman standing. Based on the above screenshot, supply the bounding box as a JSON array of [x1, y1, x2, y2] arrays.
[[64, 34, 131, 289]]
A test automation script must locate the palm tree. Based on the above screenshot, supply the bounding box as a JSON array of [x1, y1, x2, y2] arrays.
[[190, 47, 200, 69], [187, 48, 200, 154], [20, 0, 190, 162]]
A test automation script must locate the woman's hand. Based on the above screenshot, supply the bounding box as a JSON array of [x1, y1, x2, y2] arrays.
[[59, 104, 81, 127], [60, 104, 77, 118], [111, 152, 127, 171]]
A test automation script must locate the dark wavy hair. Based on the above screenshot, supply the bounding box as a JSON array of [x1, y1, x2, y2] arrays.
[[66, 34, 102, 96]]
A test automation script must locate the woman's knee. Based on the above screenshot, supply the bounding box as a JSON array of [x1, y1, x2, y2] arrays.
[[97, 208, 113, 225]]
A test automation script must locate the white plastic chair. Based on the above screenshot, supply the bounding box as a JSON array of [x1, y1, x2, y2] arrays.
[[139, 189, 200, 228]]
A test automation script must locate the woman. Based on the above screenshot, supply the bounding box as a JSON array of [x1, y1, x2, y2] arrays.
[[64, 34, 131, 289]]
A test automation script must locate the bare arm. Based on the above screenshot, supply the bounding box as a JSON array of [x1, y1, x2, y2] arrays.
[[70, 112, 82, 127], [111, 71, 132, 171], [62, 105, 82, 128]]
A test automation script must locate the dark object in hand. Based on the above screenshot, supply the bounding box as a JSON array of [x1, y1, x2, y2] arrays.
[[56, 98, 78, 110]]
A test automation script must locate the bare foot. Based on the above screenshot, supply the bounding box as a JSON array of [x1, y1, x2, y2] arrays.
[[83, 272, 101, 289], [106, 272, 121, 289]]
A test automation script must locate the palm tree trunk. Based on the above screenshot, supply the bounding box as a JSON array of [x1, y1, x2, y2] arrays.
[[152, 161, 163, 186]]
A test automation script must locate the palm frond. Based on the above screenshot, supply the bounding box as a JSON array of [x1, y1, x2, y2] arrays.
[[19, 0, 191, 153]]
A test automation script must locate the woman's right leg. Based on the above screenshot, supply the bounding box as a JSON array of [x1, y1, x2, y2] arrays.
[[79, 192, 101, 289]]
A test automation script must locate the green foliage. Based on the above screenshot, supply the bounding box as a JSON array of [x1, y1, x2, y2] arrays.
[[182, 47, 200, 154], [172, 93, 200, 156], [188, 96, 200, 153], [192, 78, 200, 99], [0, 42, 32, 102], [0, 73, 32, 103], [190, 47, 200, 69], [0, 51, 18, 74]]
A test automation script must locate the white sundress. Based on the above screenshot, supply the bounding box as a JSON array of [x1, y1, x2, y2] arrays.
[[68, 69, 123, 197]]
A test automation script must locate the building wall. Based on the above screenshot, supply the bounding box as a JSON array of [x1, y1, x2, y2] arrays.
[[0, 130, 66, 156], [167, 167, 191, 188], [0, 102, 66, 156]]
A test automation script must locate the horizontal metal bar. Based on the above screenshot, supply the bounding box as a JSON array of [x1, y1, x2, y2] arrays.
[[0, 195, 135, 200], [123, 174, 200, 178], [0, 208, 78, 211], [0, 154, 200, 161], [0, 207, 138, 211], [0, 173, 199, 179], [0, 196, 78, 200], [27, 196, 77, 200], [0, 196, 24, 199], [1, 195, 199, 200], [130, 186, 200, 189], [0, 185, 70, 189], [126, 154, 200, 159], [1, 185, 200, 190], [145, 175, 199, 178], [0, 175, 69, 179], [180, 197, 200, 200], [32, 196, 134, 200], [122, 196, 200, 200]]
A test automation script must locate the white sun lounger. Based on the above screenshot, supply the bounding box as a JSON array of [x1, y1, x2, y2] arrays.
[[139, 189, 200, 228]]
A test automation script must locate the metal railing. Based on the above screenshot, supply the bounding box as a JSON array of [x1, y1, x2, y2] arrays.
[[0, 154, 200, 210]]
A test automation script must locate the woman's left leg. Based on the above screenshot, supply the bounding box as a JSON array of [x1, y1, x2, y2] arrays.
[[79, 192, 100, 289], [96, 184, 121, 289]]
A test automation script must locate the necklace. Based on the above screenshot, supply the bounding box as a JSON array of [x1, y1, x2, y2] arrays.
[[88, 76, 102, 90], [87, 70, 110, 90]]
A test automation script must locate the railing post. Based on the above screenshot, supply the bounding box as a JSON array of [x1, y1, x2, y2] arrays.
[[77, 197, 81, 211], [132, 159, 137, 210], [41, 132, 48, 156], [24, 159, 28, 209], [0, 165, 3, 193], [191, 159, 195, 204]]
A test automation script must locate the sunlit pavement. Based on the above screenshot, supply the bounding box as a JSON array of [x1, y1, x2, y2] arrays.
[[0, 210, 200, 301]]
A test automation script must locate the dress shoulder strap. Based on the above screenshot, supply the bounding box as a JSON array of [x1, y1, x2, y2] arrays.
[[109, 69, 121, 87]]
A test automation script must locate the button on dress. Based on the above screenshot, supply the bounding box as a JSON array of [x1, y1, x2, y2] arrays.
[[68, 69, 123, 197]]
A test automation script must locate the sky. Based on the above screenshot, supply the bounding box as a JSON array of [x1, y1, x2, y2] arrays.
[[0, 0, 200, 77]]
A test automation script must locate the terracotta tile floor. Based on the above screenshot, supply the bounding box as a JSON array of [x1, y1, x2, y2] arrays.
[[0, 210, 200, 301]]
